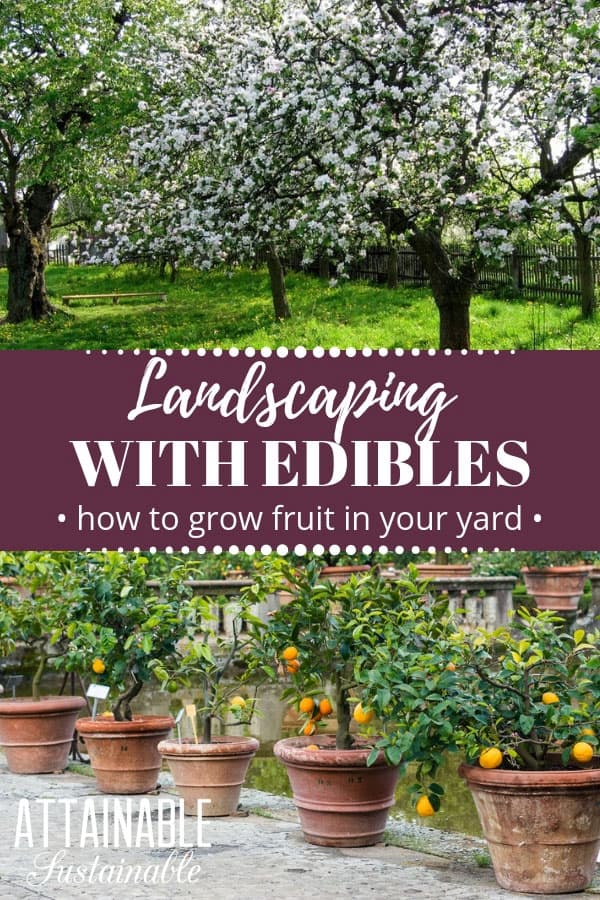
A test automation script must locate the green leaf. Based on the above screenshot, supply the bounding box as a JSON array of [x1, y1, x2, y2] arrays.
[[519, 714, 535, 735], [385, 744, 403, 766], [367, 747, 380, 767], [574, 629, 585, 645]]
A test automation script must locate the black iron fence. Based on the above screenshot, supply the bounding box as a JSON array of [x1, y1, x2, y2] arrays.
[[0, 242, 70, 268]]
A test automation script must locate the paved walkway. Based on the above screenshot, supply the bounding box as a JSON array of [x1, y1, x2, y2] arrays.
[[0, 757, 598, 900]]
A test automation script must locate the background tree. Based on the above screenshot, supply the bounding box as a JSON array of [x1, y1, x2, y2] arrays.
[[0, 0, 185, 322]]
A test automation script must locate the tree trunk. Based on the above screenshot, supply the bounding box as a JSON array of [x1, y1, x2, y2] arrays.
[[318, 256, 330, 281], [408, 228, 474, 350], [334, 674, 353, 750], [387, 245, 399, 289], [437, 289, 472, 350], [575, 231, 595, 319], [113, 676, 144, 722], [4, 183, 58, 323], [266, 245, 291, 320]]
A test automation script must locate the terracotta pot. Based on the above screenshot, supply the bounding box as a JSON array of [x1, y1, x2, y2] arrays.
[[159, 735, 259, 816], [274, 736, 399, 847], [320, 565, 370, 585], [460, 762, 600, 893], [76, 715, 174, 794], [521, 566, 592, 612], [415, 563, 472, 579], [0, 695, 86, 774]]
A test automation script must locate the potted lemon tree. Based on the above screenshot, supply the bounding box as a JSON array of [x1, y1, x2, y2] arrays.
[[153, 590, 259, 817], [364, 603, 600, 894], [245, 559, 440, 847], [54, 551, 196, 794], [0, 552, 86, 775]]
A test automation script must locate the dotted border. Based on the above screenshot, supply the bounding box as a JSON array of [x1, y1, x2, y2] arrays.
[[87, 348, 516, 358]]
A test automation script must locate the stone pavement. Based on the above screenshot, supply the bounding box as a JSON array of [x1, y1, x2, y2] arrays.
[[0, 757, 598, 900]]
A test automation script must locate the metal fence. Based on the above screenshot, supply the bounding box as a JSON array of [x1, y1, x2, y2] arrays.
[[0, 242, 70, 268]]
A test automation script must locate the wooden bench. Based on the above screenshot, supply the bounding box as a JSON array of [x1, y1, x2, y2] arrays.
[[62, 291, 167, 306]]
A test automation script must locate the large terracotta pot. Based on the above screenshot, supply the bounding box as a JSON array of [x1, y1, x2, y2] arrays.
[[159, 735, 259, 816], [0, 695, 86, 774], [76, 715, 174, 794], [521, 566, 592, 612], [274, 736, 399, 847], [460, 762, 600, 894]]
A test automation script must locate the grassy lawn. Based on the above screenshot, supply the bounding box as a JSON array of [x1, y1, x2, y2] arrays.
[[0, 263, 596, 349]]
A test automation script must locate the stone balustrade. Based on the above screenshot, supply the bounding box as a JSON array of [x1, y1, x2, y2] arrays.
[[413, 575, 517, 629], [174, 574, 518, 634]]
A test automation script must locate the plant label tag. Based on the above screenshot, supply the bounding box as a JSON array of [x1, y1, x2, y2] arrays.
[[175, 708, 185, 724], [185, 703, 197, 719], [87, 684, 110, 699]]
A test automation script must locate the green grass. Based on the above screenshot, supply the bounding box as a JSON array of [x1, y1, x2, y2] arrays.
[[0, 264, 596, 349]]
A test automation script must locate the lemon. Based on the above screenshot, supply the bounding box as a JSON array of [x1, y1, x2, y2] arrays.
[[416, 796, 435, 817], [542, 691, 559, 705], [572, 741, 594, 764], [479, 747, 503, 769], [299, 697, 315, 714], [353, 703, 374, 725], [281, 646, 298, 661], [230, 695, 246, 708], [92, 658, 106, 675]]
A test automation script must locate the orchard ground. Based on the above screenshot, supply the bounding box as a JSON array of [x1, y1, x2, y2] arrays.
[[0, 264, 596, 350]]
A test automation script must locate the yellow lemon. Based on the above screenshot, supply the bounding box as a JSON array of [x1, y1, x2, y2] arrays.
[[479, 747, 503, 769], [542, 691, 559, 705], [230, 696, 246, 708], [299, 697, 315, 714], [416, 796, 435, 817], [92, 658, 106, 675], [305, 744, 320, 751], [580, 727, 595, 737], [353, 703, 374, 725], [282, 646, 299, 661], [572, 741, 594, 764]]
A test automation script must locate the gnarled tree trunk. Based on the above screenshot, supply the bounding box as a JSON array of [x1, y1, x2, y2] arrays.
[[408, 227, 475, 350], [3, 183, 58, 323]]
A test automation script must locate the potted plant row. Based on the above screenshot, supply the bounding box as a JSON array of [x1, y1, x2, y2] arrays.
[[0, 550, 261, 809], [245, 559, 600, 894]]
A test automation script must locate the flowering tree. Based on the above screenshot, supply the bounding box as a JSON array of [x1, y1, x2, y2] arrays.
[[271, 0, 600, 347], [0, 0, 185, 322], [103, 0, 599, 344]]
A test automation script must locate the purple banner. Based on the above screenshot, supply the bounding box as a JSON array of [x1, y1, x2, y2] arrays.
[[0, 349, 596, 551]]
